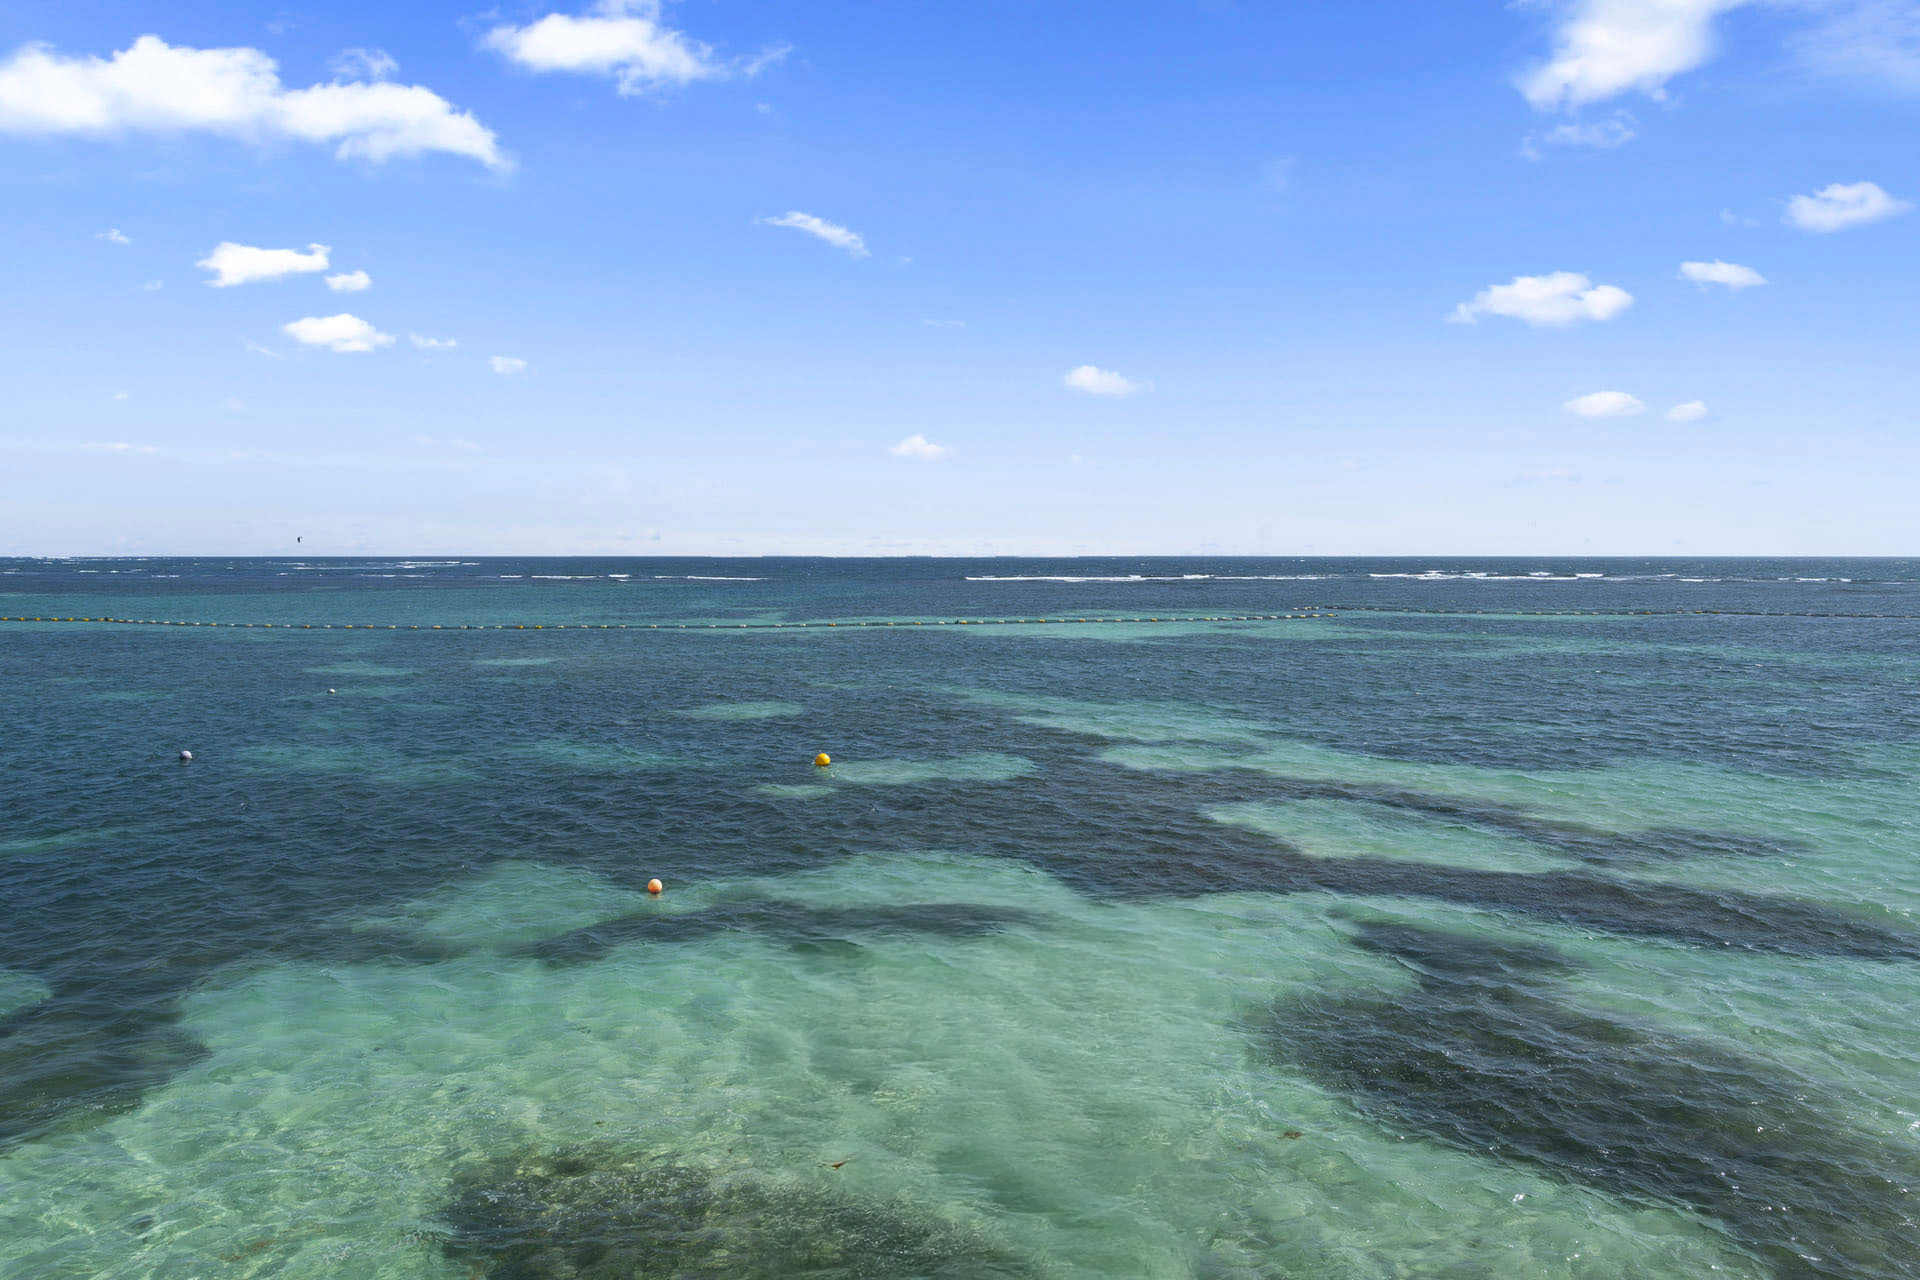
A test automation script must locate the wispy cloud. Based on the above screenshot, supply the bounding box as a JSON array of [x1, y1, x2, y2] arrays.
[[1521, 112, 1636, 157], [760, 211, 868, 257], [1680, 259, 1766, 288], [1783, 180, 1912, 232], [82, 441, 160, 454], [138, 279, 162, 291], [199, 242, 329, 287], [1791, 0, 1920, 92], [411, 333, 457, 350], [0, 36, 505, 168], [489, 355, 527, 374], [1563, 390, 1647, 418], [325, 269, 371, 292], [327, 47, 397, 81], [243, 339, 284, 358], [889, 434, 950, 460], [1451, 271, 1633, 326], [282, 313, 394, 353], [94, 227, 130, 244], [1667, 400, 1712, 421], [1063, 365, 1150, 397]]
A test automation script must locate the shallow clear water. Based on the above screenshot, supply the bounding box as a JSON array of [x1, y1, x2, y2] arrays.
[[3, 557, 1919, 1278]]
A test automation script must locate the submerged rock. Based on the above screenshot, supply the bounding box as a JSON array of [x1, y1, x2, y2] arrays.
[[438, 1146, 1037, 1279]]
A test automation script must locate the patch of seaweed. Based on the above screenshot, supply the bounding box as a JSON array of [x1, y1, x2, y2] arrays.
[[437, 1146, 1038, 1279], [1268, 919, 1920, 1279]]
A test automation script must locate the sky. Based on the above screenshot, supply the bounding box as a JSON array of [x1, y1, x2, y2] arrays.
[[1, 0, 1916, 556]]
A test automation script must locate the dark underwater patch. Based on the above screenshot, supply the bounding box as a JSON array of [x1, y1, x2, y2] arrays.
[[1268, 919, 1920, 1279], [0, 987, 208, 1148], [839, 757, 1920, 961], [436, 1146, 1037, 1279], [519, 900, 1041, 967]]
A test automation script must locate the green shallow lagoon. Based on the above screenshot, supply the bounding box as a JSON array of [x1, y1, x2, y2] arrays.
[[4, 556, 1920, 1279]]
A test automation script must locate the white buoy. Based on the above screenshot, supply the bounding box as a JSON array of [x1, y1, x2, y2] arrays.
[[177, 750, 193, 762], [328, 688, 337, 695]]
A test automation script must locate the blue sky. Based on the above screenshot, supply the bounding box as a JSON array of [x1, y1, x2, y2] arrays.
[[2, 0, 1915, 555]]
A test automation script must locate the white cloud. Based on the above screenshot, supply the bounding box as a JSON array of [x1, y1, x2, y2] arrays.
[[1518, 0, 1749, 110], [282, 313, 394, 353], [1679, 259, 1766, 288], [411, 333, 457, 350], [328, 48, 397, 81], [889, 434, 950, 460], [243, 339, 284, 358], [138, 279, 162, 290], [95, 227, 129, 244], [489, 355, 528, 374], [1783, 180, 1912, 232], [83, 441, 159, 454], [0, 35, 505, 168], [760, 211, 868, 257], [1063, 364, 1151, 397], [198, 241, 329, 287], [1563, 390, 1647, 418], [1667, 399, 1712, 421], [1450, 271, 1634, 326], [325, 269, 371, 292], [484, 1, 722, 94]]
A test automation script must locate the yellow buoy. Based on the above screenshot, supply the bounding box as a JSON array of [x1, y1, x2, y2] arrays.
[[814, 752, 832, 767]]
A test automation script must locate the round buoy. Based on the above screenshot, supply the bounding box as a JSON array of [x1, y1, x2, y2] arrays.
[[177, 750, 193, 763], [647, 878, 663, 895], [327, 688, 337, 695], [814, 752, 831, 767]]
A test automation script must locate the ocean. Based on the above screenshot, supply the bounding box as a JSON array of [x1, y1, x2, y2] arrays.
[[2, 556, 1918, 1279]]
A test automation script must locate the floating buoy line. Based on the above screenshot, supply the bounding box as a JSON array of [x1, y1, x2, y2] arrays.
[[0, 613, 1332, 630], [2, 608, 1915, 630]]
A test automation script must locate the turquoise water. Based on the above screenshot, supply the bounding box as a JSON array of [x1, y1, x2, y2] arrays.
[[3, 557, 1919, 1278]]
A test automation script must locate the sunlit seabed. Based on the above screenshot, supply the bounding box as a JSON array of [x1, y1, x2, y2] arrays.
[[0, 857, 1763, 1280]]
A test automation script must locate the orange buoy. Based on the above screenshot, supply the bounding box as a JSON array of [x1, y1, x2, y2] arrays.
[[814, 752, 832, 767], [647, 878, 663, 895]]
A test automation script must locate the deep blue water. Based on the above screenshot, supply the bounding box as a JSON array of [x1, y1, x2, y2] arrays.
[[3, 558, 1919, 1279]]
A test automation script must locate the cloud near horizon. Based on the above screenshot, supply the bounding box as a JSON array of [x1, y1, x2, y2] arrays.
[[760, 211, 868, 257], [1564, 390, 1647, 418], [282, 313, 393, 353], [1063, 365, 1150, 397], [0, 35, 505, 168], [1784, 180, 1912, 232], [1451, 272, 1633, 326]]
